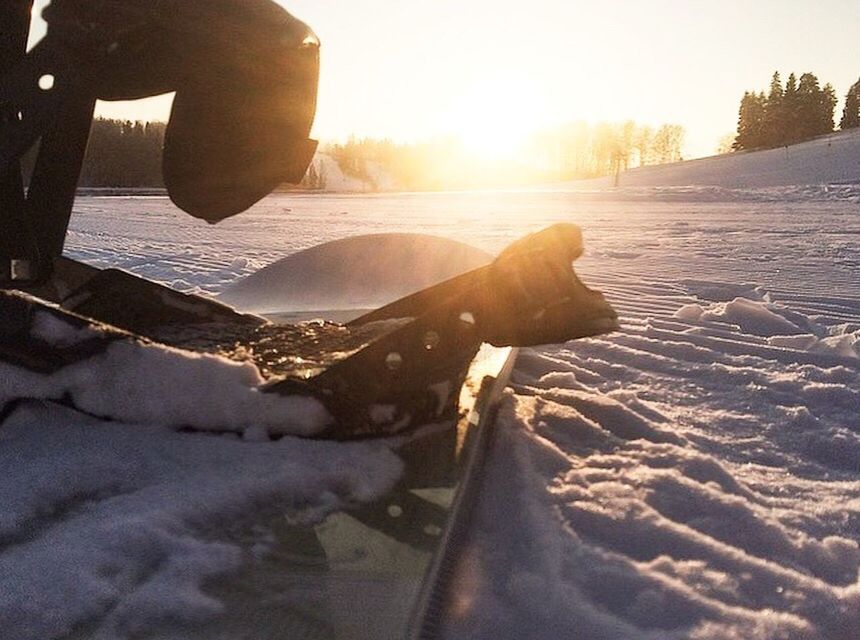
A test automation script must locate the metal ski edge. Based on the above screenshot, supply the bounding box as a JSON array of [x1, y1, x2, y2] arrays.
[[406, 345, 519, 640]]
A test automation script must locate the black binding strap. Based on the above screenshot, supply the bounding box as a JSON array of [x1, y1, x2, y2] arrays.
[[0, 4, 95, 286], [0, 1, 36, 285]]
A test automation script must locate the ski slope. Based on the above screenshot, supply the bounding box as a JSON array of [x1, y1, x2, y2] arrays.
[[574, 128, 860, 191], [1, 183, 857, 639]]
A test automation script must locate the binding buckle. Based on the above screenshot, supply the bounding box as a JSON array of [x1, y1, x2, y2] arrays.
[[1, 257, 37, 287]]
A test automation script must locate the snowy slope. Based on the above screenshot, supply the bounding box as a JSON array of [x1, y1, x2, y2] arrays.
[[1, 189, 858, 639], [306, 130, 860, 194], [573, 129, 860, 191]]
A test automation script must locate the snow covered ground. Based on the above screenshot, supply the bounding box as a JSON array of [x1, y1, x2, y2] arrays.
[[2, 183, 858, 639], [446, 260, 860, 640], [574, 128, 860, 191]]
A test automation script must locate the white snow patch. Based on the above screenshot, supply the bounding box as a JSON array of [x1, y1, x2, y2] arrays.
[[1, 313, 332, 436], [30, 309, 99, 346], [446, 265, 860, 639], [691, 298, 803, 336], [0, 403, 403, 640], [676, 296, 828, 337], [768, 334, 859, 359]]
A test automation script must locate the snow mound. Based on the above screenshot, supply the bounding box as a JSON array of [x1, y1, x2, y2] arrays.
[[675, 298, 805, 337], [675, 297, 859, 358], [1, 310, 332, 436], [219, 233, 492, 314]]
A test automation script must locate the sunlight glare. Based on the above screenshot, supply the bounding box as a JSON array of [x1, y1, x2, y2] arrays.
[[449, 77, 546, 161]]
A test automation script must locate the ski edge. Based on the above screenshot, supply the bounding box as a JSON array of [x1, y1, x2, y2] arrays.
[[406, 345, 519, 640]]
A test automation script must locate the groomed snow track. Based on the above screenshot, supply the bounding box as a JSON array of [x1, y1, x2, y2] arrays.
[[445, 268, 859, 640]]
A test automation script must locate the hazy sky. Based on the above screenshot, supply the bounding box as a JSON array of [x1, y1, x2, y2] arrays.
[[29, 0, 860, 158]]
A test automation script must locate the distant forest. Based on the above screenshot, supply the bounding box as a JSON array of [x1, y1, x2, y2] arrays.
[[81, 119, 165, 187], [733, 72, 860, 151], [326, 121, 686, 191], [20, 119, 165, 188]]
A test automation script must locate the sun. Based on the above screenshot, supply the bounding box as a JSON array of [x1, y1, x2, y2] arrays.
[[447, 77, 546, 161]]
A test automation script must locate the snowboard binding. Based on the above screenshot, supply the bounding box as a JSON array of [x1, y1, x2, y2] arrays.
[[1, 1, 618, 440]]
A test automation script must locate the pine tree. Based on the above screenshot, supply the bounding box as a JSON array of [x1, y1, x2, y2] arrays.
[[796, 73, 822, 141], [762, 71, 785, 147], [734, 92, 749, 150], [820, 83, 837, 135], [733, 92, 752, 150], [840, 79, 860, 130], [783, 73, 800, 144], [733, 91, 767, 150]]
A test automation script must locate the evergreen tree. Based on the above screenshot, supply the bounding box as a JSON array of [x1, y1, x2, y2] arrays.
[[840, 79, 860, 130], [762, 71, 785, 146], [733, 92, 750, 150], [79, 118, 166, 187], [795, 73, 822, 141], [733, 91, 766, 150], [733, 71, 840, 150], [782, 73, 800, 144], [820, 83, 837, 135]]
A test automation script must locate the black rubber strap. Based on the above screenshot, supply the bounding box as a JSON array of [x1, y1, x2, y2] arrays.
[[0, 1, 34, 285]]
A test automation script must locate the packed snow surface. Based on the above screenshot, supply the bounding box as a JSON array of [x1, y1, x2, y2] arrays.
[[2, 183, 858, 639], [445, 276, 859, 640]]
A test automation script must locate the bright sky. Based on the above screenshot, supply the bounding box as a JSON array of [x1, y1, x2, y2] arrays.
[[29, 0, 860, 158]]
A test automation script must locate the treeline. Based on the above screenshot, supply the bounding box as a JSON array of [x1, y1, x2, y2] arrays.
[[732, 71, 857, 151], [43, 117, 687, 191], [79, 119, 165, 187], [326, 121, 686, 190], [527, 121, 685, 178]]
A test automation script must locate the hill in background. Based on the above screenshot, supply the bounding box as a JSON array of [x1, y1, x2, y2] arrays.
[[576, 129, 860, 190]]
